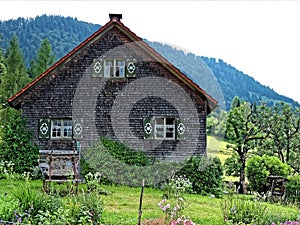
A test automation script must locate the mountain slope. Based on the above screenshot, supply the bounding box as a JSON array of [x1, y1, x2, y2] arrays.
[[0, 15, 100, 65], [0, 15, 297, 110]]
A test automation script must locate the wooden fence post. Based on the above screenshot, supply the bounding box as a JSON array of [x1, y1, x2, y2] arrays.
[[138, 179, 145, 225]]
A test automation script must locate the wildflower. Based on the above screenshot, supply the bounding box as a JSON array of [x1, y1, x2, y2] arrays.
[[162, 203, 170, 211]]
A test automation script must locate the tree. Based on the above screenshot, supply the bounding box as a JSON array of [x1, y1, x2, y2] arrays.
[[2, 35, 31, 99], [0, 34, 8, 106], [207, 110, 227, 136], [28, 38, 55, 78], [225, 97, 270, 193], [0, 108, 39, 173], [246, 155, 292, 194], [258, 102, 300, 172]]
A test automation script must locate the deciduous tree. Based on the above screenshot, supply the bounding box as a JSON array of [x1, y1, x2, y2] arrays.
[[225, 97, 270, 193]]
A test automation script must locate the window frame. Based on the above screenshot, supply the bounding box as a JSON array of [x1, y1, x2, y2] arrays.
[[154, 117, 176, 140], [50, 119, 73, 140], [104, 59, 125, 78]]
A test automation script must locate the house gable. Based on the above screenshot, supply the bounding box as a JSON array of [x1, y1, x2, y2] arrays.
[[8, 15, 217, 160]]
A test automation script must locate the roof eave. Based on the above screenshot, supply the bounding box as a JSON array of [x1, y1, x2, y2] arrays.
[[8, 17, 218, 112]]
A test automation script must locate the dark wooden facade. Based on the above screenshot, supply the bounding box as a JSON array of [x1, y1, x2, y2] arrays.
[[8, 15, 217, 161]]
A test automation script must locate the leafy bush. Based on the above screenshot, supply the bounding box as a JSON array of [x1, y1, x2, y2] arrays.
[[286, 174, 300, 204], [246, 155, 292, 194], [100, 137, 153, 166], [0, 108, 39, 174], [84, 139, 182, 187], [36, 192, 103, 225], [176, 156, 223, 197], [0, 193, 19, 221], [221, 196, 300, 225], [224, 151, 242, 177], [81, 136, 154, 185], [221, 196, 268, 225]]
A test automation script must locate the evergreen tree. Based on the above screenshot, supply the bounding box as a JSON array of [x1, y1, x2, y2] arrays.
[[0, 108, 39, 173], [0, 34, 8, 106], [28, 38, 55, 78], [2, 35, 30, 99]]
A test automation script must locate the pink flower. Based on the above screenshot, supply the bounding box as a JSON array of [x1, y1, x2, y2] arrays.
[[162, 203, 170, 211]]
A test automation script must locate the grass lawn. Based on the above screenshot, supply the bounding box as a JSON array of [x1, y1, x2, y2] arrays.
[[101, 185, 223, 225], [207, 135, 230, 163], [0, 135, 298, 224], [1, 180, 299, 225]]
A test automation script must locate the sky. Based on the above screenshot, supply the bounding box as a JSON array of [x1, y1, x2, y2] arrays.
[[1, 1, 300, 103]]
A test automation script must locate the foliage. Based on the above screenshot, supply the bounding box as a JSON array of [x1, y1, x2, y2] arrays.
[[0, 193, 19, 221], [176, 156, 223, 197], [224, 151, 242, 177], [84, 139, 183, 187], [0, 160, 14, 179], [100, 136, 153, 166], [1, 16, 298, 111], [285, 174, 300, 204], [166, 175, 193, 198], [0, 177, 104, 224], [158, 176, 195, 225], [28, 38, 55, 78], [0, 36, 8, 106], [0, 15, 100, 66], [0, 108, 39, 174], [2, 179, 300, 225], [221, 195, 300, 225], [221, 195, 268, 225], [207, 110, 227, 136], [84, 172, 109, 195], [225, 97, 270, 193], [246, 155, 292, 194], [256, 102, 300, 173], [32, 192, 103, 225], [158, 198, 195, 225], [0, 35, 31, 103]]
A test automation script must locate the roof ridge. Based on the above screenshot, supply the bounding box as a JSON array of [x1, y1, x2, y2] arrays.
[[8, 16, 218, 111]]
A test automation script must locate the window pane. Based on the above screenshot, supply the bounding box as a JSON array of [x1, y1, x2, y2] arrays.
[[166, 118, 174, 125], [155, 125, 164, 139], [166, 132, 175, 139], [156, 118, 164, 125], [166, 125, 174, 132], [64, 120, 72, 126], [64, 127, 72, 137], [117, 61, 125, 77], [104, 61, 113, 77]]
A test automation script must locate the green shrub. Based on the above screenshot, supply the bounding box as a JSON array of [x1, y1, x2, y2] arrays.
[[285, 173, 300, 204], [176, 156, 224, 197], [221, 196, 268, 225], [0, 108, 39, 174], [246, 155, 292, 194], [0, 193, 19, 221], [100, 136, 153, 166], [83, 139, 182, 187], [33, 192, 103, 225], [221, 196, 300, 225]]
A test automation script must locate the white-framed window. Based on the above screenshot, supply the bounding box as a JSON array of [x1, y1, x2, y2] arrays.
[[154, 117, 175, 140], [104, 59, 125, 78], [51, 119, 72, 139]]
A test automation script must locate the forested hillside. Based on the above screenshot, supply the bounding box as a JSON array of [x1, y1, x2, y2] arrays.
[[0, 15, 297, 109], [146, 41, 298, 109], [0, 15, 100, 65]]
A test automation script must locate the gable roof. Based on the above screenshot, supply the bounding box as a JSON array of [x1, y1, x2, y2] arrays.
[[8, 16, 218, 112]]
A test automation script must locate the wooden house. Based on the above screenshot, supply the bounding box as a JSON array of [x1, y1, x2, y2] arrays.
[[8, 14, 217, 162]]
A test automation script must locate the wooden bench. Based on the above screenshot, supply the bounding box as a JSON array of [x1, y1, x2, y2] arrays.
[[39, 150, 81, 194]]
